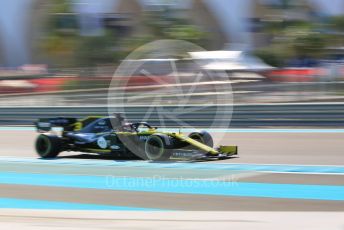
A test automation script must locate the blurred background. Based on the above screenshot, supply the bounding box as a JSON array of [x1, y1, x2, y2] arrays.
[[1, 0, 344, 126]]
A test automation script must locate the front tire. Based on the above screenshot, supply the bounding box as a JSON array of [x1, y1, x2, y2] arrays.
[[145, 134, 172, 161], [35, 134, 62, 158], [188, 131, 214, 148]]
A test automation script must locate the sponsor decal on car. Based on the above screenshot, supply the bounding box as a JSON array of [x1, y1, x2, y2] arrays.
[[139, 136, 149, 141], [110, 145, 120, 150], [97, 137, 108, 149]]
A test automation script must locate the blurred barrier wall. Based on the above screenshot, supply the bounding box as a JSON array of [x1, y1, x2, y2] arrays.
[[1, 103, 344, 127]]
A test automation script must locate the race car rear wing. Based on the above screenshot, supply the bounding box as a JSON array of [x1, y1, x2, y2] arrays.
[[35, 117, 77, 132]]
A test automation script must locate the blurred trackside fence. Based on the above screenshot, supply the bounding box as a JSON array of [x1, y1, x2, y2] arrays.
[[0, 103, 344, 127]]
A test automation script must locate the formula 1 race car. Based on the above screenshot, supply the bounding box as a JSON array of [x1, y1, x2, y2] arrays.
[[34, 114, 238, 161]]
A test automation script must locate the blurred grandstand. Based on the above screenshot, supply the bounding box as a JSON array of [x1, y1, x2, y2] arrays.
[[1, 0, 344, 106]]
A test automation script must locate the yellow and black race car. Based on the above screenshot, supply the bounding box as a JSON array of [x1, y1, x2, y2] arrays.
[[34, 114, 238, 161]]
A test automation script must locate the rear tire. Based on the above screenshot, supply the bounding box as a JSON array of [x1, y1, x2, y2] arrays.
[[188, 131, 214, 148], [35, 134, 62, 158], [145, 134, 172, 161]]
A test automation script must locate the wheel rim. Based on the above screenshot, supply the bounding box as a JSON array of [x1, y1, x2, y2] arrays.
[[146, 138, 163, 159]]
